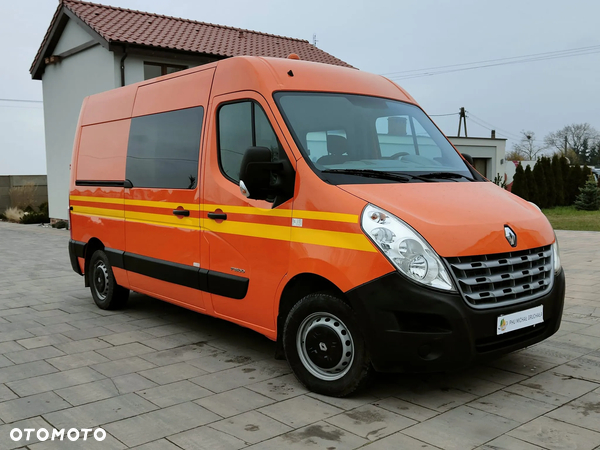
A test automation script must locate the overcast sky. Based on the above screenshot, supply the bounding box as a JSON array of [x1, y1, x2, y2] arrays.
[[1, 0, 599, 174]]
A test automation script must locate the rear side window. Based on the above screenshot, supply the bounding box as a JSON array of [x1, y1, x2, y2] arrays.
[[126, 106, 204, 189], [218, 101, 284, 182]]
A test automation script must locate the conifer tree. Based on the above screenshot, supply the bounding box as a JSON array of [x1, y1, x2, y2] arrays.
[[525, 165, 538, 206], [511, 164, 528, 200], [541, 157, 556, 208], [552, 154, 565, 206], [574, 175, 600, 211], [533, 161, 548, 208], [559, 157, 571, 204], [567, 164, 583, 205]]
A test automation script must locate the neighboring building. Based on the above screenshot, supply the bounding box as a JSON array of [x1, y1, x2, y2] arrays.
[[31, 0, 352, 220], [448, 135, 507, 181], [0, 175, 48, 212]]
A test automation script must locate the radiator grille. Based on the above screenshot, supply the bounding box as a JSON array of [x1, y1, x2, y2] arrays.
[[446, 245, 553, 308]]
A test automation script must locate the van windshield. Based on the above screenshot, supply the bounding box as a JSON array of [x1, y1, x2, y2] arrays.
[[273, 92, 475, 183]]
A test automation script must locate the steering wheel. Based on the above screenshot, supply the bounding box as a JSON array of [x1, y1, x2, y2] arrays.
[[387, 152, 409, 159]]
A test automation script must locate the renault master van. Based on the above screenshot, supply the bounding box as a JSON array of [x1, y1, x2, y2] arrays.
[[69, 56, 565, 397]]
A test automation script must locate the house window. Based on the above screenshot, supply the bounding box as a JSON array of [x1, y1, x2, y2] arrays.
[[126, 106, 204, 189], [143, 62, 188, 80]]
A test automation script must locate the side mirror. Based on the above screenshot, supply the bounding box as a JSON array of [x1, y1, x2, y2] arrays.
[[239, 147, 295, 207], [462, 153, 474, 165]]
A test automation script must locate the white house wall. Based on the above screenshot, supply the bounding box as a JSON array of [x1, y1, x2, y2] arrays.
[[53, 18, 94, 54], [116, 51, 215, 85], [448, 137, 506, 181], [42, 19, 117, 220]]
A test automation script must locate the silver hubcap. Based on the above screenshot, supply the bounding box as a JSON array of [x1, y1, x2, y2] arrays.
[[296, 312, 354, 381], [93, 261, 109, 300]]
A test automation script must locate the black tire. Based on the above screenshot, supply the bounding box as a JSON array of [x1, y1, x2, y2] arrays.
[[283, 293, 371, 397], [88, 250, 129, 310]]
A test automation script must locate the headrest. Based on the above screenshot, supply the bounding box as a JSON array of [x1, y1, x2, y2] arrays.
[[326, 134, 348, 156]]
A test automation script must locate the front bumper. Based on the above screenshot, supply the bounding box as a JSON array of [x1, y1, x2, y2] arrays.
[[345, 269, 565, 373]]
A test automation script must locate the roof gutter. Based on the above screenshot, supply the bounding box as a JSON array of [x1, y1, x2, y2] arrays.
[[120, 44, 128, 87]]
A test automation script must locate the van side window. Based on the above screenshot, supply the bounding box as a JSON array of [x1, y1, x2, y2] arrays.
[[126, 106, 204, 189], [218, 101, 285, 183]]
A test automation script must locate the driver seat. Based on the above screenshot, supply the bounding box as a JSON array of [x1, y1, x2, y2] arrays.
[[317, 135, 349, 165]]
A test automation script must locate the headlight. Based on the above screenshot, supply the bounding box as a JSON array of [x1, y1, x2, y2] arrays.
[[552, 236, 561, 273], [362, 204, 455, 291]]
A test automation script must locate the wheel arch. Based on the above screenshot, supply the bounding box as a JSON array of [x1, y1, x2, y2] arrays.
[[274, 272, 347, 359], [83, 238, 105, 287]]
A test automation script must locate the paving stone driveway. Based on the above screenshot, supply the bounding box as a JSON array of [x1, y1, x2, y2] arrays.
[[0, 222, 599, 450]]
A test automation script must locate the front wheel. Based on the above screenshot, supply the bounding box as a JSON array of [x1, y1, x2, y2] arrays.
[[283, 293, 371, 397], [88, 250, 129, 310]]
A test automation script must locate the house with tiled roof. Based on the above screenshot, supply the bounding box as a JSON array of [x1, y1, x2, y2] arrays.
[[31, 0, 352, 220]]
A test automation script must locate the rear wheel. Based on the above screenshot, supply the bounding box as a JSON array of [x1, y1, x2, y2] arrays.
[[88, 250, 129, 310], [283, 293, 371, 397]]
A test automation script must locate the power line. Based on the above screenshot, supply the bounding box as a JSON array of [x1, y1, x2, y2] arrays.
[[0, 98, 43, 104], [465, 113, 521, 141], [380, 44, 600, 76], [429, 112, 459, 117], [466, 111, 522, 139], [382, 45, 600, 80]]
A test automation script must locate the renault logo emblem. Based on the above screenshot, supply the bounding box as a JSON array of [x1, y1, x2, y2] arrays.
[[504, 225, 517, 247]]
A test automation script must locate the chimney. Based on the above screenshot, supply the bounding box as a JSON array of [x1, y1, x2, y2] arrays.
[[491, 130, 496, 139]]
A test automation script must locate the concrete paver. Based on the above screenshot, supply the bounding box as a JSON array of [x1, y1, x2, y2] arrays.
[[0, 222, 599, 449]]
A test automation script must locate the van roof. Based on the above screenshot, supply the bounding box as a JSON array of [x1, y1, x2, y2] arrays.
[[80, 56, 416, 126]]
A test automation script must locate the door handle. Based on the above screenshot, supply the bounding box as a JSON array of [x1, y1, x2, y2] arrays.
[[172, 209, 190, 217], [207, 212, 227, 220]]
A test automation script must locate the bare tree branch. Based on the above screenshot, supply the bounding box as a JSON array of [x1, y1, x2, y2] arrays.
[[512, 130, 545, 160]]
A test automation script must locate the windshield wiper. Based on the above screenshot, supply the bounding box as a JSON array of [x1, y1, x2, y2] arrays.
[[321, 169, 411, 183], [417, 172, 475, 181]]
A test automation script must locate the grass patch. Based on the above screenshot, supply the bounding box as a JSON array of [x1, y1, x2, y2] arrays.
[[542, 206, 600, 231]]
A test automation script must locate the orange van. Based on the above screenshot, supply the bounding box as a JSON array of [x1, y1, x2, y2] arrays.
[[69, 56, 565, 397]]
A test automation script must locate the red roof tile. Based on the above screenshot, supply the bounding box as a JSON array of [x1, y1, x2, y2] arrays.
[[31, 0, 353, 78]]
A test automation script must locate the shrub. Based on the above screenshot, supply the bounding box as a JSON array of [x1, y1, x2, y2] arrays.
[[511, 164, 528, 199], [4, 207, 25, 223], [552, 154, 565, 206], [566, 164, 583, 205], [52, 220, 69, 229], [8, 182, 37, 210], [574, 175, 600, 211], [525, 165, 537, 206], [541, 157, 556, 208], [21, 211, 49, 224], [39, 202, 49, 216], [533, 162, 547, 208]]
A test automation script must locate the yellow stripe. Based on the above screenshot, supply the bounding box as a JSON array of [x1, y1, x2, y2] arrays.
[[72, 205, 124, 219], [202, 219, 291, 241], [71, 196, 357, 223], [126, 217, 199, 231], [70, 199, 371, 252], [291, 227, 376, 252], [292, 210, 357, 224], [201, 203, 292, 218], [125, 210, 200, 228], [201, 220, 375, 252], [70, 195, 199, 211]]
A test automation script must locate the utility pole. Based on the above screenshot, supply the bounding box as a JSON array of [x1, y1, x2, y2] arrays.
[[457, 107, 468, 137], [312, 34, 318, 46], [564, 136, 568, 155]]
